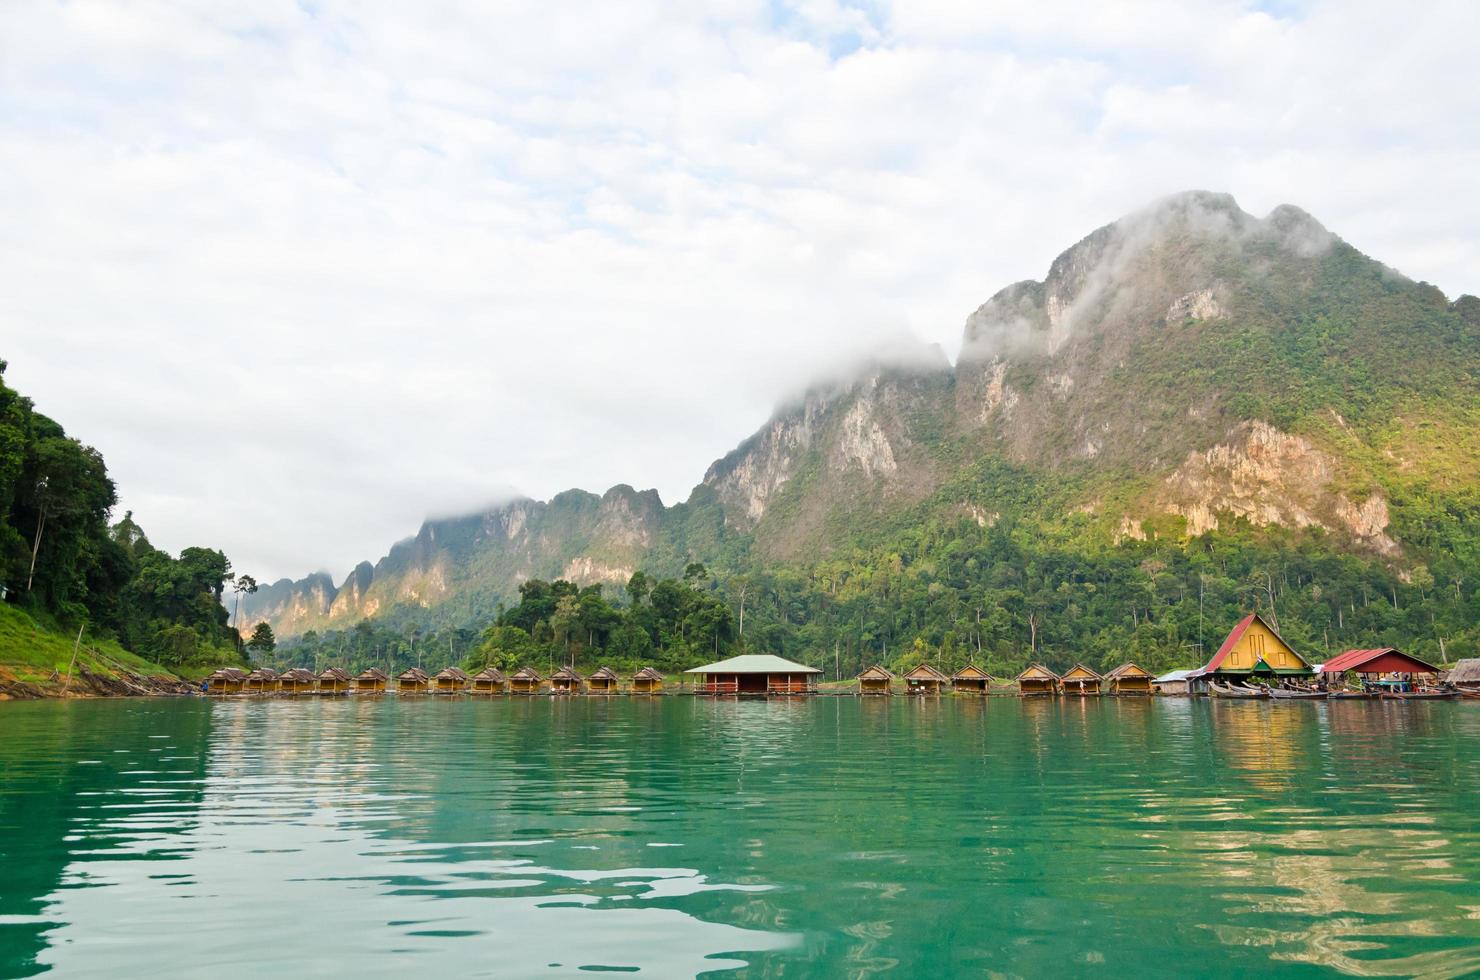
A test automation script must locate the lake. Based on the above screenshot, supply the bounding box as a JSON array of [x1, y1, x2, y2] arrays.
[[1, 696, 1478, 977]]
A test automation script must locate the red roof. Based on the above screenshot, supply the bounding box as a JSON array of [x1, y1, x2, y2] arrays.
[[1322, 648, 1439, 675]]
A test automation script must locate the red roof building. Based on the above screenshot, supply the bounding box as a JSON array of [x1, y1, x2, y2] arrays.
[[1321, 648, 1439, 676]]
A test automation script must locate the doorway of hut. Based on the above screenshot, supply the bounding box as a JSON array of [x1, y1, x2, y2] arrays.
[[738, 673, 767, 694]]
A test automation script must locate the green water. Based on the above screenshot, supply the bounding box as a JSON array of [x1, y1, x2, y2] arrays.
[[1, 697, 1478, 978]]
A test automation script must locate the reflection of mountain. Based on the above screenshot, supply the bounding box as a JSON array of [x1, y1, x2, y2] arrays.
[[0, 702, 215, 978]]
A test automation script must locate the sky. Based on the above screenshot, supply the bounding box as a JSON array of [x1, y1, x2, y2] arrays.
[[2, 0, 1478, 584]]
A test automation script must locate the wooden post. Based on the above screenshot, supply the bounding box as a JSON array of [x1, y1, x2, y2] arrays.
[[63, 623, 84, 694]]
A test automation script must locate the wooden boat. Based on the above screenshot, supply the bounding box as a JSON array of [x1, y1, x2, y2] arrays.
[[1457, 688, 1480, 700], [1327, 690, 1376, 700], [1382, 689, 1455, 700], [1209, 682, 1267, 699], [1267, 686, 1327, 700]]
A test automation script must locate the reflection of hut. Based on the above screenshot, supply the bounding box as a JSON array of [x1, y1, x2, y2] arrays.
[[470, 666, 507, 694], [684, 655, 821, 695], [1448, 659, 1480, 691], [631, 667, 664, 694], [1105, 662, 1153, 696], [858, 665, 895, 696], [1060, 664, 1102, 696], [1152, 669, 1195, 695], [551, 666, 584, 694], [951, 664, 992, 695], [354, 667, 389, 694], [205, 667, 249, 694], [903, 663, 949, 696], [397, 667, 430, 694], [510, 667, 542, 694], [278, 668, 317, 695], [1187, 613, 1313, 692], [587, 666, 620, 694], [1321, 648, 1440, 690], [1016, 664, 1059, 696], [243, 667, 279, 693], [317, 667, 352, 695], [433, 666, 469, 694]]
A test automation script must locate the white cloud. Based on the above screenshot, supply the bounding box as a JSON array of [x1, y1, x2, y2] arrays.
[[2, 0, 1477, 581]]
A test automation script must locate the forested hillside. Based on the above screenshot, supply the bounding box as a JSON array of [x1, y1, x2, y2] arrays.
[[0, 361, 243, 681], [242, 192, 1480, 677]]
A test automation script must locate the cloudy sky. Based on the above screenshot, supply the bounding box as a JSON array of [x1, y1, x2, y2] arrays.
[[3, 1, 1477, 583]]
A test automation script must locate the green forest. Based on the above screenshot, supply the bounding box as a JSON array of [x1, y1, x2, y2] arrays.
[[0, 361, 244, 676]]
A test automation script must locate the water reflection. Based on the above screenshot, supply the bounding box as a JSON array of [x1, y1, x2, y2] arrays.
[[0, 697, 1476, 977]]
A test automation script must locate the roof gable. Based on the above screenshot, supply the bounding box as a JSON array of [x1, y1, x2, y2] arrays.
[[589, 666, 619, 680], [1017, 663, 1059, 681], [952, 664, 991, 680], [1322, 647, 1439, 675], [1106, 662, 1151, 679], [1201, 613, 1308, 673], [1061, 663, 1101, 680], [904, 663, 948, 681], [858, 665, 895, 681], [511, 666, 542, 681]]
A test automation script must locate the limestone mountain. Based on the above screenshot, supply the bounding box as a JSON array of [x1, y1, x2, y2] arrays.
[[240, 191, 1480, 639]]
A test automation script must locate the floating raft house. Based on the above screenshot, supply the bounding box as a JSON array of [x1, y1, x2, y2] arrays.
[[1016, 664, 1059, 696], [903, 663, 948, 696], [354, 668, 388, 693], [587, 666, 620, 694], [510, 666, 542, 694], [397, 667, 430, 693], [1060, 663, 1102, 696], [951, 664, 992, 695], [631, 667, 664, 693], [857, 665, 895, 695], [685, 654, 821, 695], [1105, 662, 1153, 696], [471, 666, 507, 694]]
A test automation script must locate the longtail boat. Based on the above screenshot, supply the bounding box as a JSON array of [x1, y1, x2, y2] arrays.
[[1457, 688, 1480, 700], [1268, 686, 1326, 700], [1382, 689, 1455, 700], [1327, 690, 1376, 700], [1209, 682, 1267, 699]]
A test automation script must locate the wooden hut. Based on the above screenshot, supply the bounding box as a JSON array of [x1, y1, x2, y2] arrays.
[[1187, 613, 1313, 693], [317, 667, 353, 695], [951, 664, 992, 695], [631, 666, 664, 694], [243, 667, 278, 693], [433, 666, 469, 694], [684, 654, 821, 695], [205, 667, 248, 695], [1016, 664, 1059, 696], [587, 666, 620, 694], [1321, 648, 1441, 691], [278, 667, 317, 695], [354, 667, 389, 694], [510, 666, 542, 694], [396, 667, 430, 694], [857, 665, 895, 696], [1448, 659, 1480, 691], [1105, 662, 1153, 696], [471, 666, 507, 694], [903, 663, 948, 696], [550, 666, 584, 695], [1060, 663, 1102, 696]]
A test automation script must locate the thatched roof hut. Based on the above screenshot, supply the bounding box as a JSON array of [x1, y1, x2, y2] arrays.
[[397, 667, 430, 692], [278, 667, 317, 693], [1060, 663, 1102, 696], [354, 667, 389, 693], [951, 664, 992, 695], [205, 667, 249, 694], [1105, 662, 1153, 695], [1443, 658, 1480, 688], [317, 667, 353, 694], [510, 666, 543, 694], [1016, 663, 1059, 696], [857, 665, 895, 696], [631, 666, 664, 694], [433, 666, 469, 692], [243, 667, 279, 692], [903, 663, 948, 695], [471, 666, 507, 694], [551, 666, 584, 694], [587, 666, 620, 693]]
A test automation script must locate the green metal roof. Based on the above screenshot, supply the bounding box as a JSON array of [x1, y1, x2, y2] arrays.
[[684, 654, 822, 674]]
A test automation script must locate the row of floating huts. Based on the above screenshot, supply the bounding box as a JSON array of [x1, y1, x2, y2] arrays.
[[206, 615, 1480, 700]]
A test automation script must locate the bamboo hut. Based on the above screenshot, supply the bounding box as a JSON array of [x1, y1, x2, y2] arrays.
[[951, 664, 992, 695], [1016, 664, 1059, 696], [354, 667, 389, 694], [205, 667, 248, 694], [684, 654, 821, 694], [631, 666, 664, 694], [1448, 659, 1480, 691], [471, 666, 507, 694], [243, 667, 278, 694], [510, 666, 543, 695], [278, 668, 317, 695], [397, 667, 430, 694], [857, 665, 895, 696], [317, 667, 353, 695], [587, 666, 620, 694], [1105, 662, 1153, 696], [434, 666, 469, 694], [1060, 663, 1102, 696], [551, 666, 584, 695], [1152, 669, 1195, 696], [903, 663, 948, 696]]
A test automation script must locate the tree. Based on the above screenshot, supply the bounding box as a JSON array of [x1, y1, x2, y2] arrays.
[[247, 621, 276, 654], [232, 574, 258, 631]]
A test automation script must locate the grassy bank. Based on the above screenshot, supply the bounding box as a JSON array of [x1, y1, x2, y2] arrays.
[[0, 603, 189, 698]]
